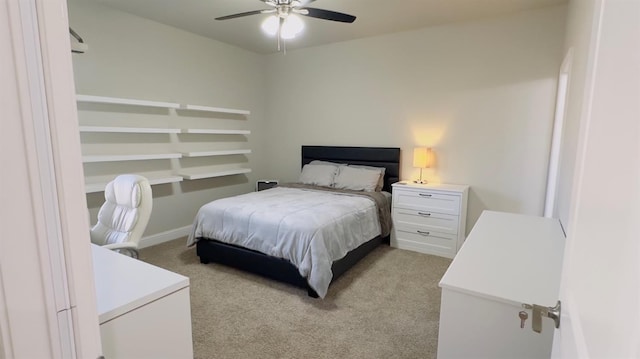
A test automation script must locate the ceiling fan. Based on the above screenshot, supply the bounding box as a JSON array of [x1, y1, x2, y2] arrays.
[[215, 0, 356, 52]]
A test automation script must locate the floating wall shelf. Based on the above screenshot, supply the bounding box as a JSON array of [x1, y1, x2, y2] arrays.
[[79, 126, 181, 134], [77, 94, 252, 193], [179, 104, 250, 116], [180, 149, 251, 158], [180, 129, 251, 135], [77, 95, 180, 109], [85, 176, 184, 193], [82, 153, 182, 163], [177, 168, 251, 180]]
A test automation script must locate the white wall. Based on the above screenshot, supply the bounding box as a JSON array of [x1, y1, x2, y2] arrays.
[[68, 3, 567, 238], [262, 5, 567, 233], [68, 0, 266, 238]]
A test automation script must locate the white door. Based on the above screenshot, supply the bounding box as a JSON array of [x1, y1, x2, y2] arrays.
[[552, 0, 640, 357]]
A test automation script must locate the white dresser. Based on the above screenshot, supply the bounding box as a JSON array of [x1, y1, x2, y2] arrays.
[[437, 211, 565, 358], [92, 245, 194, 359], [391, 181, 469, 258]]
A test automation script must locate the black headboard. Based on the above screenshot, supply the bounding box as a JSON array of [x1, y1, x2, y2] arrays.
[[301, 146, 401, 192]]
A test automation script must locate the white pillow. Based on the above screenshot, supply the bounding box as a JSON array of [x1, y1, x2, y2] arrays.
[[349, 165, 386, 191], [298, 164, 338, 187], [333, 166, 381, 192]]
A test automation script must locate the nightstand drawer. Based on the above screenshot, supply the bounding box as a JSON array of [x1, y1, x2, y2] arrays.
[[393, 226, 457, 256], [393, 209, 459, 235], [394, 190, 461, 215]]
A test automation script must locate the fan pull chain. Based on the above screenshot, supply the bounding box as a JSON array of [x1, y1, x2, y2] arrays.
[[277, 17, 282, 51]]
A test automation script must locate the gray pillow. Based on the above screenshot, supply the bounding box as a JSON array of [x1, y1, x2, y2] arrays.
[[333, 166, 381, 192], [349, 165, 386, 191], [298, 164, 338, 187]]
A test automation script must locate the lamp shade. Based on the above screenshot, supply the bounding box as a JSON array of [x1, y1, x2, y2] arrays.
[[413, 147, 432, 168]]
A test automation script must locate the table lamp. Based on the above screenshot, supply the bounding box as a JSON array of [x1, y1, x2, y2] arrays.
[[413, 147, 433, 184]]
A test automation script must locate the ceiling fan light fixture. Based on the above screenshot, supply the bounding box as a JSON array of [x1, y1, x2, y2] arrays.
[[261, 15, 279, 36], [261, 14, 304, 39], [216, 0, 356, 53], [281, 14, 304, 39]]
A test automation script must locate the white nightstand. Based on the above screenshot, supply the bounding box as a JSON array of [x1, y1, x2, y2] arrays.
[[391, 181, 469, 258], [256, 179, 279, 191]]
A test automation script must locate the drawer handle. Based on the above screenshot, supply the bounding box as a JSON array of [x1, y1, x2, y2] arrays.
[[417, 212, 431, 216], [419, 193, 432, 197], [417, 230, 430, 236]]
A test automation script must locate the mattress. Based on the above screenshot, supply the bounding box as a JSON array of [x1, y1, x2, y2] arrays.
[[187, 185, 390, 298]]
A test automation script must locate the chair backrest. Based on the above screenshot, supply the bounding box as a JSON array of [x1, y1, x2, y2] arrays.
[[90, 174, 152, 247]]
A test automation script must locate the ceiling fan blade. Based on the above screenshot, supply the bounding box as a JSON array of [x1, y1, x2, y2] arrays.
[[300, 7, 356, 23], [215, 10, 267, 21]]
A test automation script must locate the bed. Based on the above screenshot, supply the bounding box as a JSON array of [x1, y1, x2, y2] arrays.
[[188, 146, 401, 298]]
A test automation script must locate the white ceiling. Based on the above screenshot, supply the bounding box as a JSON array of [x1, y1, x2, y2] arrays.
[[95, 0, 567, 54]]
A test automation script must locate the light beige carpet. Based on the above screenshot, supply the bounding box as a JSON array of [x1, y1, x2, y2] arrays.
[[139, 238, 451, 359]]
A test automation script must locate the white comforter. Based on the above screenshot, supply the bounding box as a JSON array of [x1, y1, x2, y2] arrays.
[[187, 186, 382, 298]]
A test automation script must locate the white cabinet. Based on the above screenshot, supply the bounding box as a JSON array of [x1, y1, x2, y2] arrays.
[[437, 211, 565, 359], [390, 181, 468, 258], [77, 94, 251, 192], [92, 245, 194, 358]]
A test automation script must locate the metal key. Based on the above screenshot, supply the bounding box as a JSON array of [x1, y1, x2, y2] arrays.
[[518, 311, 528, 329]]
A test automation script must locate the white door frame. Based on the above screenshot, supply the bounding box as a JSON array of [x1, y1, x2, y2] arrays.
[[544, 50, 573, 219], [1, 0, 101, 357]]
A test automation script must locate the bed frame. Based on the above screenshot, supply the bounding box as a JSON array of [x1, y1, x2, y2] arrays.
[[196, 145, 401, 297]]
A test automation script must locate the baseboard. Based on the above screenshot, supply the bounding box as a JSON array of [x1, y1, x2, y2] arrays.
[[139, 225, 191, 249]]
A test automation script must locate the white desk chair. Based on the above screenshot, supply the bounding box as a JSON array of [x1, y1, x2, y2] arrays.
[[90, 174, 152, 258]]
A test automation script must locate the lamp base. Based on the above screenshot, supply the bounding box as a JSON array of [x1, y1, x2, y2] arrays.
[[414, 168, 428, 184]]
